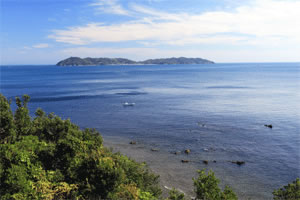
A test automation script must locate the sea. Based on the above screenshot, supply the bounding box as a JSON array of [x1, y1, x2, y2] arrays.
[[1, 63, 299, 199]]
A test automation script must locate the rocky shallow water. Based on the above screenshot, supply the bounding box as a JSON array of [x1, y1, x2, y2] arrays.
[[103, 135, 275, 200]]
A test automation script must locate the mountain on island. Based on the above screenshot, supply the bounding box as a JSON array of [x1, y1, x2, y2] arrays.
[[56, 57, 214, 66]]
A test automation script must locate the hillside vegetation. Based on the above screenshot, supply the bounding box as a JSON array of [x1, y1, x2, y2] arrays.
[[0, 94, 161, 199]]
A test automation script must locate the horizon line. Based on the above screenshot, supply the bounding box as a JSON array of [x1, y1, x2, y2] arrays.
[[1, 61, 300, 66]]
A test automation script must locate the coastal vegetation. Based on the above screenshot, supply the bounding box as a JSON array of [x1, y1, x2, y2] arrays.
[[0, 94, 299, 199], [0, 94, 160, 199], [56, 57, 214, 66], [193, 170, 237, 200], [273, 178, 300, 200]]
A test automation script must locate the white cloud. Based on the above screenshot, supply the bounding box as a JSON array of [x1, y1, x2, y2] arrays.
[[90, 0, 130, 16], [60, 47, 159, 60], [32, 43, 49, 48], [60, 46, 300, 63], [49, 0, 300, 48], [130, 4, 186, 21], [23, 46, 32, 50]]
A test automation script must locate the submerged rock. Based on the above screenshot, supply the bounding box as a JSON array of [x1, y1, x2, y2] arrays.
[[184, 149, 191, 154], [181, 160, 189, 163], [264, 124, 273, 128], [174, 151, 181, 155], [151, 148, 159, 152], [203, 160, 208, 165], [129, 141, 136, 145], [231, 161, 245, 166]]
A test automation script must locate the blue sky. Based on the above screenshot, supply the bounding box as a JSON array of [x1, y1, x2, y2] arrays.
[[1, 0, 300, 64]]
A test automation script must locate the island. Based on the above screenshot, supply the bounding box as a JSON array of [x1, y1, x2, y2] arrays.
[[56, 57, 214, 66]]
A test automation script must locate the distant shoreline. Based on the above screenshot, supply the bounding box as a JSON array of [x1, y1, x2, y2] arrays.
[[56, 56, 215, 66], [57, 63, 212, 66], [2, 62, 300, 66]]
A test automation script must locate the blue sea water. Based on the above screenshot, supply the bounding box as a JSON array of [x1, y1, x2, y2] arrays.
[[1, 63, 299, 199]]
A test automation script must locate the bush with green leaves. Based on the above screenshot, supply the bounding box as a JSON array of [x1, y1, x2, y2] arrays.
[[273, 178, 300, 200], [0, 94, 161, 199], [167, 188, 185, 200], [193, 169, 237, 200]]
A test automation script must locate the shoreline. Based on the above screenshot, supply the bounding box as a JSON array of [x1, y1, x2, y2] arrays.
[[102, 135, 274, 200], [56, 63, 213, 67], [102, 135, 198, 198]]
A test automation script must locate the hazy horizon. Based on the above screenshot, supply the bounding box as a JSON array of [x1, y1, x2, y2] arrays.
[[1, 60, 300, 66]]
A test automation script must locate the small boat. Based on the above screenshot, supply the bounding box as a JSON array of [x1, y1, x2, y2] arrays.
[[123, 102, 135, 106]]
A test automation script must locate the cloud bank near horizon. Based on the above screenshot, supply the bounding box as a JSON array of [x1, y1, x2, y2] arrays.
[[49, 0, 300, 47]]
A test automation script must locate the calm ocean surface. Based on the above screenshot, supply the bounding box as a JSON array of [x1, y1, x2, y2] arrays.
[[1, 63, 299, 199]]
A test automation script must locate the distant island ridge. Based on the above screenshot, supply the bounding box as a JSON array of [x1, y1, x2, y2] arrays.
[[56, 57, 214, 66]]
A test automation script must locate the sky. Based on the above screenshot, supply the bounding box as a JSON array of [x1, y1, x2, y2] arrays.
[[1, 0, 300, 64]]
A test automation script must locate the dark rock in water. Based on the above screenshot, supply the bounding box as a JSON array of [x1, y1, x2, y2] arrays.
[[184, 149, 191, 154], [151, 148, 159, 152], [231, 161, 245, 166], [129, 141, 136, 145], [203, 160, 208, 165], [174, 151, 181, 155], [181, 160, 189, 163], [264, 124, 273, 128], [213, 160, 217, 163], [236, 161, 245, 166]]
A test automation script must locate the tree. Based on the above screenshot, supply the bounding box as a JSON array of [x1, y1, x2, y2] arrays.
[[14, 95, 32, 137], [0, 94, 16, 143]]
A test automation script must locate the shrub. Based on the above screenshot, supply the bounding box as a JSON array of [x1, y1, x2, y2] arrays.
[[167, 188, 185, 200], [273, 178, 300, 200], [193, 169, 237, 200]]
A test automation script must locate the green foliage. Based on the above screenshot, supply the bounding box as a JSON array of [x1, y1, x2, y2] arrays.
[[0, 95, 16, 143], [139, 190, 156, 200], [167, 188, 185, 200], [222, 186, 238, 200], [0, 94, 161, 199], [273, 178, 300, 200], [193, 169, 237, 200], [14, 95, 31, 137]]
